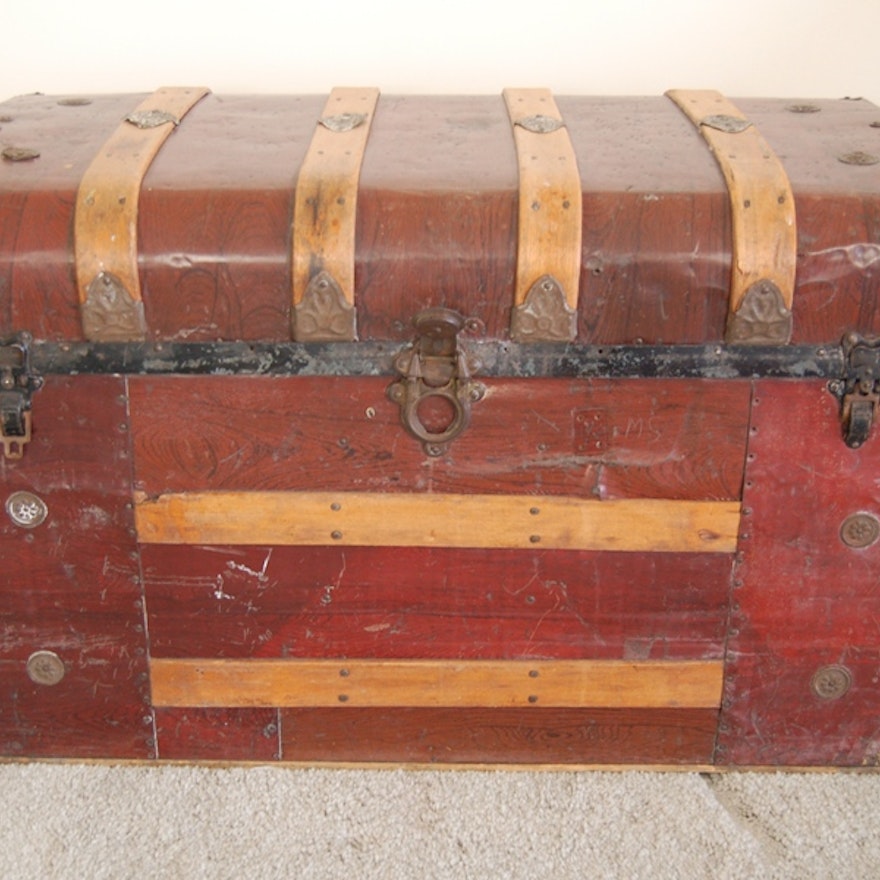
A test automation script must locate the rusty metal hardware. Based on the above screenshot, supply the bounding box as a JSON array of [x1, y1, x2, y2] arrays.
[[810, 664, 852, 700], [387, 308, 485, 456], [26, 651, 65, 686], [840, 513, 880, 549], [0, 333, 44, 459], [829, 333, 880, 448], [6, 491, 48, 528]]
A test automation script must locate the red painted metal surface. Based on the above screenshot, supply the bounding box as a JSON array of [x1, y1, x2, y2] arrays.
[[718, 380, 880, 766], [0, 378, 152, 758]]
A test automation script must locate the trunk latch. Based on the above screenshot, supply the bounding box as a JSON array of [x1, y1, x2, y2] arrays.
[[387, 309, 485, 456], [830, 333, 880, 449], [1, 333, 43, 459]]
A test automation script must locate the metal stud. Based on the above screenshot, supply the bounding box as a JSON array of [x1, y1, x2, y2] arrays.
[[810, 664, 853, 700], [840, 513, 880, 549], [26, 651, 65, 686], [6, 491, 48, 528]]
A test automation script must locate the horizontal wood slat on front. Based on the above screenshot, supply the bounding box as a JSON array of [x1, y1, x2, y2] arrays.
[[150, 658, 723, 709], [134, 491, 740, 552]]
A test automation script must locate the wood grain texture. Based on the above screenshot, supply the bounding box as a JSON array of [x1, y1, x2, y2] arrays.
[[280, 707, 719, 764], [292, 88, 379, 312], [128, 376, 751, 500], [135, 490, 739, 553], [74, 88, 210, 325], [150, 658, 722, 709], [142, 545, 731, 661], [503, 89, 582, 309], [718, 380, 880, 766], [2, 93, 878, 344], [666, 90, 796, 313], [155, 708, 279, 760], [0, 377, 152, 759]]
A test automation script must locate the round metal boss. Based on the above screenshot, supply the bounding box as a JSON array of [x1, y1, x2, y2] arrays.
[[840, 513, 880, 548], [5, 491, 48, 528], [810, 664, 852, 700], [26, 651, 66, 686]]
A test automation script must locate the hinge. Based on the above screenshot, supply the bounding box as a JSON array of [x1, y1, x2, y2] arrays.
[[0, 333, 44, 459], [829, 333, 880, 449], [387, 308, 486, 456]]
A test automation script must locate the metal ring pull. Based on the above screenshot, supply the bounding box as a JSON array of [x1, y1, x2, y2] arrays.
[[387, 308, 485, 456]]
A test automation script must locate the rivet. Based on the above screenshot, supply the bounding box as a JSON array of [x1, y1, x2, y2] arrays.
[[528, 669, 540, 678], [339, 668, 350, 677], [529, 507, 540, 516], [840, 513, 880, 549], [26, 651, 65, 686], [338, 694, 349, 703], [331, 530, 343, 541], [839, 151, 879, 166], [6, 491, 48, 528], [810, 664, 853, 700], [528, 695, 539, 704], [330, 502, 342, 512], [529, 535, 541, 544]]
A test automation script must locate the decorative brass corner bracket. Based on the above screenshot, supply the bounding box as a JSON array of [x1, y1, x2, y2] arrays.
[[511, 275, 577, 343]]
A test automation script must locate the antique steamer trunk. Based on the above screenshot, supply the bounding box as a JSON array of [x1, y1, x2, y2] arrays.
[[1, 87, 879, 766]]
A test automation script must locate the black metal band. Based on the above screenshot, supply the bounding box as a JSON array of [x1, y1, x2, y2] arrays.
[[27, 340, 844, 381]]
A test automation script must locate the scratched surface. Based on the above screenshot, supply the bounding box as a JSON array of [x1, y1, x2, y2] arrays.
[[142, 545, 730, 661], [279, 707, 719, 764], [0, 378, 152, 758], [718, 380, 880, 766], [129, 376, 751, 500]]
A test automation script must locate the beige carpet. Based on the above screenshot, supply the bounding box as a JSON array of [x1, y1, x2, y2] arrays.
[[0, 764, 877, 879]]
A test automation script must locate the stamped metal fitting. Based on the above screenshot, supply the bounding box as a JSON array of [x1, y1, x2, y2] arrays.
[[810, 664, 852, 701], [0, 333, 44, 459], [26, 651, 66, 686], [829, 333, 880, 448], [6, 491, 48, 528], [387, 308, 485, 456]]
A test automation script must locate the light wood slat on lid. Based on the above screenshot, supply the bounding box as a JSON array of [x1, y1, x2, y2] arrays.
[[134, 490, 740, 553], [666, 89, 796, 344], [292, 87, 380, 341], [74, 87, 210, 341], [150, 658, 724, 709], [503, 88, 582, 341]]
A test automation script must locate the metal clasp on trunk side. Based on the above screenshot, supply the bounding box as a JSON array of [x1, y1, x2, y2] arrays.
[[387, 309, 485, 456], [830, 333, 880, 448], [0, 333, 43, 459]]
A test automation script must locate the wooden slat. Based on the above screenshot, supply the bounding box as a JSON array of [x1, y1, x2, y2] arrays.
[[74, 87, 210, 341], [134, 491, 740, 553], [666, 89, 796, 343], [503, 88, 582, 341], [150, 658, 723, 709], [292, 87, 379, 341]]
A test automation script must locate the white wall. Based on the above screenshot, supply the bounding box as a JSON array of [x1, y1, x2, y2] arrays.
[[3, 0, 878, 102]]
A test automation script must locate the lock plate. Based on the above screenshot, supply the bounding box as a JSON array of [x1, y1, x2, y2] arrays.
[[829, 333, 880, 448], [387, 309, 485, 456], [0, 333, 43, 459]]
